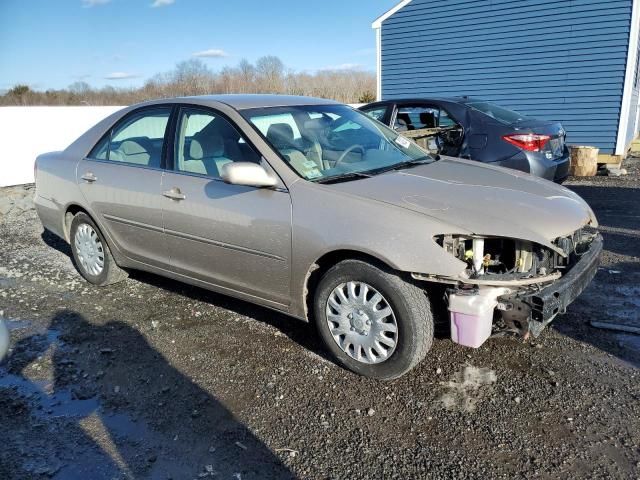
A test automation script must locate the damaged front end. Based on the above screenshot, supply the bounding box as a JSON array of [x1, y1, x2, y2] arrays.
[[413, 227, 602, 345]]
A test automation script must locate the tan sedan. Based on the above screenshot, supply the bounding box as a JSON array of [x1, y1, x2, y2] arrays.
[[34, 95, 602, 379]]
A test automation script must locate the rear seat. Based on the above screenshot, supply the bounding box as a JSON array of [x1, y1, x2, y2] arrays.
[[110, 137, 161, 167]]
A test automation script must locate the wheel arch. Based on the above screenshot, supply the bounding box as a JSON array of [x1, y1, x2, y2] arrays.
[[303, 249, 399, 321], [63, 203, 90, 242]]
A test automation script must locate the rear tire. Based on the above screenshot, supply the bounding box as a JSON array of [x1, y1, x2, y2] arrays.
[[69, 212, 127, 286], [313, 259, 433, 380]]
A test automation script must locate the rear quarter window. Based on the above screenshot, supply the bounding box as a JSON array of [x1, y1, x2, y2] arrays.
[[467, 102, 529, 124]]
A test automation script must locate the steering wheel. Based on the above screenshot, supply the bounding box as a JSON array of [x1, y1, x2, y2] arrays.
[[435, 126, 464, 152], [335, 144, 365, 168]]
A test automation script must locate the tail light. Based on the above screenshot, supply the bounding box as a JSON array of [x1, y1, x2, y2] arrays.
[[502, 133, 550, 152]]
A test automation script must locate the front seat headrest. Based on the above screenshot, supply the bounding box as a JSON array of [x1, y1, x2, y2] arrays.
[[267, 123, 295, 149], [395, 118, 409, 132], [419, 112, 436, 128], [303, 117, 330, 131], [195, 132, 225, 158], [396, 113, 414, 130], [189, 139, 204, 159]]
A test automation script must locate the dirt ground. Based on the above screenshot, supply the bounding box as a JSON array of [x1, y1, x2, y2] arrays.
[[1, 158, 639, 479]]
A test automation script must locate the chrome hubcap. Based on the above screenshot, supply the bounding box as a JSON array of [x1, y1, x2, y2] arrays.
[[74, 224, 104, 276], [326, 281, 398, 364]]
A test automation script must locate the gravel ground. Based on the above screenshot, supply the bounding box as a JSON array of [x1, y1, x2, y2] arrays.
[[1, 158, 639, 479]]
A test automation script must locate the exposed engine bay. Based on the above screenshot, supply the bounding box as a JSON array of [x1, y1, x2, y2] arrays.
[[414, 227, 602, 345]]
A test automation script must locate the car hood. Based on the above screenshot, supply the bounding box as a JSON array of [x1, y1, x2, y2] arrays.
[[329, 157, 597, 247]]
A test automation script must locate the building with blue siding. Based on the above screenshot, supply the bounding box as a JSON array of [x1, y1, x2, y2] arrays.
[[373, 0, 640, 156]]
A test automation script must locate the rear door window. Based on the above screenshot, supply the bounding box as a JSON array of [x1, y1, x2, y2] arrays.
[[466, 101, 528, 124], [360, 106, 389, 122], [88, 107, 171, 168]]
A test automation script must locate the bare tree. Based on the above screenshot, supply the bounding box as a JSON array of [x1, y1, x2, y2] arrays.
[[0, 56, 376, 106]]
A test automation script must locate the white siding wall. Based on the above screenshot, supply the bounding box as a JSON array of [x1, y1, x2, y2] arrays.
[[0, 106, 124, 187]]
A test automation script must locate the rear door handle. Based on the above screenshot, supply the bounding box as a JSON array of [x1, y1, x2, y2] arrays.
[[81, 172, 97, 183], [162, 188, 186, 201]]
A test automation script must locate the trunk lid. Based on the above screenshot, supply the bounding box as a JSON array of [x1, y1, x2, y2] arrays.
[[509, 120, 567, 160]]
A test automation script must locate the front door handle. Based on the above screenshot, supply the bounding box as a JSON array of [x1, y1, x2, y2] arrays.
[[81, 172, 97, 183], [163, 187, 186, 201]]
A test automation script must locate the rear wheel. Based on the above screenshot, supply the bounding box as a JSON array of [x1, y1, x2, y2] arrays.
[[313, 259, 433, 379], [70, 212, 127, 286]]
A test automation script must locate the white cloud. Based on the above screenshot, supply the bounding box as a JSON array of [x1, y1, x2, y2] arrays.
[[320, 63, 364, 71], [191, 48, 228, 58], [151, 0, 175, 7], [81, 0, 111, 7], [105, 72, 138, 80]]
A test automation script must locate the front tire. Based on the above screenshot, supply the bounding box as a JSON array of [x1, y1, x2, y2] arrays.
[[313, 260, 433, 380], [70, 212, 127, 286]]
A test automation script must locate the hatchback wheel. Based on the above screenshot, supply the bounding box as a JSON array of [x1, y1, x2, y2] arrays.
[[70, 212, 127, 286], [313, 259, 433, 379]]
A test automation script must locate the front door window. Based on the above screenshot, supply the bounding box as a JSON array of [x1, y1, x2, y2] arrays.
[[174, 108, 261, 178]]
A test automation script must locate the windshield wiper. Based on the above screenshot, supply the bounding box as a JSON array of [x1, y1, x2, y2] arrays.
[[368, 156, 435, 175], [316, 155, 436, 184], [315, 171, 373, 184]]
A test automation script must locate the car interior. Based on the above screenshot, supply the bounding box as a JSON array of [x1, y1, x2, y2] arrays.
[[177, 114, 261, 177], [109, 136, 164, 167], [92, 110, 264, 177], [391, 105, 463, 157], [259, 111, 386, 179], [248, 106, 430, 181], [92, 106, 428, 183]]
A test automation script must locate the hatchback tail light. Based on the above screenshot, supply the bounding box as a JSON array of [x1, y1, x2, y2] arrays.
[[502, 133, 550, 152]]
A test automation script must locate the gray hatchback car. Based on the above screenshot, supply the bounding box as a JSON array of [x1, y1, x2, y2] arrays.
[[35, 95, 602, 379]]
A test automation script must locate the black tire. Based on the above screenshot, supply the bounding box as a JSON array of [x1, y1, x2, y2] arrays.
[[313, 259, 433, 380], [69, 212, 128, 286]]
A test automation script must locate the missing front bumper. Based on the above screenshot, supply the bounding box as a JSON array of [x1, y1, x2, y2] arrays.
[[502, 234, 603, 336]]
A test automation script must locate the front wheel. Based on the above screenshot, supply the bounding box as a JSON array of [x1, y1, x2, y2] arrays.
[[313, 260, 433, 380]]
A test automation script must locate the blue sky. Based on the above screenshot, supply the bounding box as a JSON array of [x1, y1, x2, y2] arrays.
[[0, 0, 397, 91]]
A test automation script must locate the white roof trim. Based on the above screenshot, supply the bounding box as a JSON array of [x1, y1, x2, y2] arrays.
[[372, 0, 412, 29], [615, 0, 640, 155]]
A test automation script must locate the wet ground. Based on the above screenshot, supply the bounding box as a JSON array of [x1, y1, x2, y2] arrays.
[[1, 158, 639, 479]]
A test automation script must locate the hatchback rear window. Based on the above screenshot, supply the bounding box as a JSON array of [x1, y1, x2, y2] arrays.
[[466, 101, 529, 124]]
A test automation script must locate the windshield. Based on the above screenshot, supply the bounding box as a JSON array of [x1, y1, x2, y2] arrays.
[[466, 101, 530, 124], [243, 104, 432, 182]]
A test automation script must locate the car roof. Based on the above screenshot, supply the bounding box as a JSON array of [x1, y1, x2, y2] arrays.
[[134, 94, 340, 111], [363, 97, 483, 107]]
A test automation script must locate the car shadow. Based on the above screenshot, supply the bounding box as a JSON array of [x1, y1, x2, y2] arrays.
[[42, 228, 72, 257], [41, 229, 331, 364], [128, 269, 330, 360], [0, 309, 296, 479]]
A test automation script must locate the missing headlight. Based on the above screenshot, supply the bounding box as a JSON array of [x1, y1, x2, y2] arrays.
[[434, 235, 554, 279]]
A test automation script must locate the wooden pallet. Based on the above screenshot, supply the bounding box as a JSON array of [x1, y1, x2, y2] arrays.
[[597, 154, 624, 165]]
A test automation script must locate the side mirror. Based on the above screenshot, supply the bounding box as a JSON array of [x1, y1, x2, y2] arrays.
[[220, 162, 278, 188]]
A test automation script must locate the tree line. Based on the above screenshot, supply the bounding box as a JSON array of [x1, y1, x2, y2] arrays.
[[0, 56, 376, 106]]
